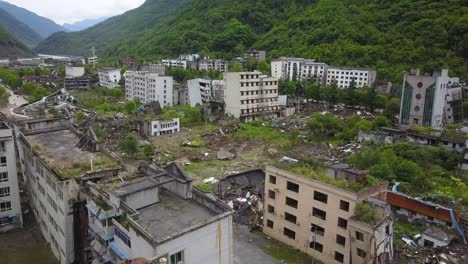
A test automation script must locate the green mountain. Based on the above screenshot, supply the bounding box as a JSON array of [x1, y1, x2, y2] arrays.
[[0, 8, 43, 47], [0, 25, 34, 58], [36, 0, 468, 82], [0, 0, 67, 38], [35, 0, 193, 56]]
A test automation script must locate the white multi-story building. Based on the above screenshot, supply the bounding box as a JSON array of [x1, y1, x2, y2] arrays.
[[15, 117, 121, 264], [271, 57, 376, 88], [65, 66, 85, 78], [271, 57, 328, 84], [124, 71, 173, 107], [161, 59, 188, 69], [98, 67, 121, 88], [399, 69, 462, 129], [140, 118, 180, 137], [198, 59, 229, 73], [325, 67, 377, 88], [224, 71, 280, 122], [0, 121, 22, 232], [86, 163, 233, 264]]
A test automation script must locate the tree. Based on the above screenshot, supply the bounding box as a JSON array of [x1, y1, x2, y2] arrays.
[[384, 97, 401, 119], [343, 80, 358, 107], [229, 62, 243, 72], [306, 113, 343, 139], [0, 87, 9, 107], [305, 83, 321, 101], [244, 57, 258, 71], [257, 61, 270, 75], [365, 86, 377, 111], [120, 132, 138, 154], [141, 144, 155, 159], [322, 82, 341, 105], [120, 66, 129, 76]]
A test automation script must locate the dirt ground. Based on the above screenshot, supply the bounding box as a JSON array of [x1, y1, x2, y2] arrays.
[[0, 209, 57, 264]]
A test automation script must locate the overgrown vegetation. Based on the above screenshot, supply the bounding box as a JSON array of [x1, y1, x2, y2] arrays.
[[161, 105, 203, 127], [234, 122, 290, 148], [275, 161, 381, 192], [306, 113, 390, 142], [72, 87, 141, 116], [353, 202, 381, 224], [195, 183, 214, 192], [348, 142, 468, 205], [22, 83, 50, 102], [0, 67, 22, 88], [0, 86, 9, 107]]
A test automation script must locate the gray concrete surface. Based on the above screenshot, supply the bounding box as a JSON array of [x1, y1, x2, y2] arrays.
[[234, 224, 281, 264]]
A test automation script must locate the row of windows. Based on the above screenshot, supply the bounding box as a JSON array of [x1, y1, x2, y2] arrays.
[[241, 106, 279, 114], [240, 81, 278, 87], [329, 71, 369, 76], [269, 176, 350, 211], [241, 98, 277, 104], [240, 90, 278, 96], [0, 156, 6, 167], [267, 220, 367, 263]]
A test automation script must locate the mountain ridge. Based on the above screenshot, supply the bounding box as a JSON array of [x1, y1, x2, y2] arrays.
[[36, 0, 468, 82], [63, 17, 109, 32], [0, 25, 34, 58], [0, 7, 43, 47], [0, 0, 67, 38]]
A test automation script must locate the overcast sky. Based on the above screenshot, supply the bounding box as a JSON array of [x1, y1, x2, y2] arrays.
[[3, 0, 145, 24]]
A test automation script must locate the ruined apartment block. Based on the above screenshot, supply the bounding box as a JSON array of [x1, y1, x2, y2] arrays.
[[224, 71, 280, 122], [0, 121, 23, 232], [263, 165, 393, 264], [124, 71, 174, 107], [15, 117, 121, 264], [86, 163, 234, 264]]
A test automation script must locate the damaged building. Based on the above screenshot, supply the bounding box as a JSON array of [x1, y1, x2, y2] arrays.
[[263, 165, 393, 264], [14, 116, 121, 264], [86, 163, 234, 264]]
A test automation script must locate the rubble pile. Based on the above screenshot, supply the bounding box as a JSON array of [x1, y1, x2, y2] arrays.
[[213, 169, 265, 229]]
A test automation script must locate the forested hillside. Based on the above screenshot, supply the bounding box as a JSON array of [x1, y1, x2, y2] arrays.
[[0, 8, 43, 47], [0, 25, 34, 58], [35, 0, 193, 56], [36, 0, 468, 83], [0, 0, 66, 38]]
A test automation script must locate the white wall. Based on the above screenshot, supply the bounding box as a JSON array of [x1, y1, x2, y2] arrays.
[[123, 187, 159, 210], [65, 67, 85, 78], [155, 216, 233, 264]]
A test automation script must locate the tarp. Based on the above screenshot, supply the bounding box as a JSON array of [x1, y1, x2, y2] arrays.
[[110, 241, 130, 260]]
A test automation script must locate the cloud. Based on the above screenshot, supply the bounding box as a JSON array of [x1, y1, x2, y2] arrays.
[[3, 0, 145, 24]]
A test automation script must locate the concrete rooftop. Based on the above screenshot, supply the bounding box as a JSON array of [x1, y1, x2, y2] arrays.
[[27, 129, 93, 164], [137, 189, 217, 242], [26, 129, 118, 178]]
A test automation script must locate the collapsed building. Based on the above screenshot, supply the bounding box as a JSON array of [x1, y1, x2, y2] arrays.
[[86, 163, 234, 264]]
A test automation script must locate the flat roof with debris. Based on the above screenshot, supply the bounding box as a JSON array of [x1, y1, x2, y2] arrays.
[[26, 129, 119, 178], [136, 189, 217, 242], [111, 177, 161, 197]]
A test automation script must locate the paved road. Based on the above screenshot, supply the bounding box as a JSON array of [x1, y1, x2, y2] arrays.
[[234, 224, 281, 264]]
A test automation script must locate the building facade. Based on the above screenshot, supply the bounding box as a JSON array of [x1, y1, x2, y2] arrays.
[[124, 71, 173, 107], [0, 121, 22, 232], [224, 72, 280, 122], [65, 66, 85, 78], [141, 63, 165, 75], [15, 117, 120, 264], [244, 50, 266, 62], [98, 68, 121, 88], [325, 67, 377, 88], [271, 57, 376, 89], [263, 165, 393, 264], [161, 59, 188, 69], [140, 118, 180, 137], [399, 69, 462, 129], [187, 78, 224, 107], [64, 78, 90, 90], [86, 163, 234, 264]]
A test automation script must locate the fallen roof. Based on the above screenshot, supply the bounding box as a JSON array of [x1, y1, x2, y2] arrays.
[[136, 189, 217, 242]]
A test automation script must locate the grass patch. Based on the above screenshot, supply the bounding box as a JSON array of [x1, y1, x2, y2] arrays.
[[394, 218, 426, 247], [273, 161, 380, 192], [257, 232, 318, 264], [234, 123, 290, 148], [195, 183, 214, 192]]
